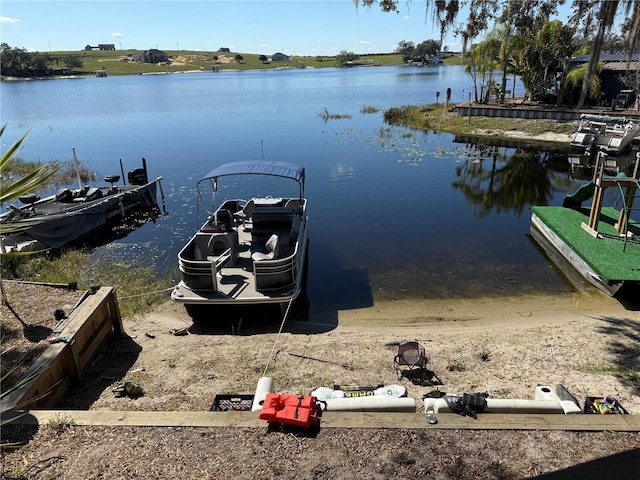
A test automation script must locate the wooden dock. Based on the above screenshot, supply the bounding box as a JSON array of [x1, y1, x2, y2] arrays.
[[455, 100, 640, 121]]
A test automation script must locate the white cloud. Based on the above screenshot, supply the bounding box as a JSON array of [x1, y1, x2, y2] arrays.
[[112, 32, 123, 39], [0, 16, 21, 23]]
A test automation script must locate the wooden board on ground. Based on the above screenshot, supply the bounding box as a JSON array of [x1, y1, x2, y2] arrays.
[[3, 410, 639, 432]]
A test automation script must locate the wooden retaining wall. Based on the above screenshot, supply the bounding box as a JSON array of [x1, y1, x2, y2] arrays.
[[1, 287, 122, 411], [455, 102, 640, 121]]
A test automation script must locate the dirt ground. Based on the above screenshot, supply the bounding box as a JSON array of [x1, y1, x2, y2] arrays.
[[2, 281, 639, 479]]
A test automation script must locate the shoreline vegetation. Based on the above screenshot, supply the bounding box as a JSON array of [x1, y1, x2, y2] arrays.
[[383, 103, 576, 144], [0, 50, 414, 79]]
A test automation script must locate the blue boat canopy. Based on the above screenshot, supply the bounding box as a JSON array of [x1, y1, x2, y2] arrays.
[[199, 161, 305, 185]]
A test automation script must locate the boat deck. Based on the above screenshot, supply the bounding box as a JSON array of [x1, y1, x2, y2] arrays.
[[172, 216, 307, 305], [219, 221, 298, 301], [3, 180, 161, 221], [530, 206, 640, 287]]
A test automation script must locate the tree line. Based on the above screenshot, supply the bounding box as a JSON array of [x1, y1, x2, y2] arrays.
[[3, 0, 639, 108], [360, 0, 640, 107], [1, 43, 84, 77]]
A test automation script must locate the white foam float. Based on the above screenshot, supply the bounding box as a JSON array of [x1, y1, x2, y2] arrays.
[[251, 376, 275, 411]]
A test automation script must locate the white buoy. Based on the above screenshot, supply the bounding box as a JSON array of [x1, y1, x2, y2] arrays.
[[251, 377, 275, 411]]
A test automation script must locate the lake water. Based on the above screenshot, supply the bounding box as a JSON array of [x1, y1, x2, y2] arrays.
[[1, 65, 603, 317]]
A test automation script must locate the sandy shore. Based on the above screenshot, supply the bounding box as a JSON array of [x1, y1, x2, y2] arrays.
[[336, 292, 639, 410], [471, 128, 573, 144], [48, 287, 639, 415], [2, 280, 637, 413], [3, 283, 640, 479]]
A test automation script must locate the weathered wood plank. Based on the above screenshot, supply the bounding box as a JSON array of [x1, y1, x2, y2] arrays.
[[0, 344, 66, 410], [74, 304, 117, 366], [0, 287, 121, 411], [3, 410, 639, 431], [63, 287, 114, 334], [320, 412, 640, 431], [107, 289, 124, 336]]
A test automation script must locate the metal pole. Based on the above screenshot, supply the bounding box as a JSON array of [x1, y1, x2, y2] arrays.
[[72, 147, 83, 190], [120, 159, 126, 185]]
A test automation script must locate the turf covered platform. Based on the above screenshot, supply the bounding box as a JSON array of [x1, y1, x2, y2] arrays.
[[530, 206, 640, 287]]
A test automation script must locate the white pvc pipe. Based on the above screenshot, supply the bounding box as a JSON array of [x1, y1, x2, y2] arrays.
[[251, 377, 275, 411], [319, 396, 416, 412], [423, 397, 567, 414]]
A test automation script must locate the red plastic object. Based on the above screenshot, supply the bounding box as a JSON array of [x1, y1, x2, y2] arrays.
[[259, 393, 320, 428]]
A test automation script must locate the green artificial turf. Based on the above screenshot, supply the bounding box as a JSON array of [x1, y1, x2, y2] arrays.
[[531, 206, 640, 283]]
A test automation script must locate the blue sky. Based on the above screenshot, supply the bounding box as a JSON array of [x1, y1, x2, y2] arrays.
[[1, 1, 572, 56]]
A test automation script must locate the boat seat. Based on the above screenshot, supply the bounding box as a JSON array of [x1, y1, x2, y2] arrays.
[[104, 175, 120, 186], [19, 194, 40, 205], [208, 236, 230, 257], [251, 234, 279, 261], [74, 187, 103, 202], [56, 188, 74, 202], [283, 198, 303, 214], [193, 233, 237, 266], [201, 209, 234, 232], [233, 200, 256, 227]]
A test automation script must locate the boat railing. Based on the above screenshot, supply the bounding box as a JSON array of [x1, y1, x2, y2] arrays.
[[177, 231, 238, 291], [253, 243, 299, 292]]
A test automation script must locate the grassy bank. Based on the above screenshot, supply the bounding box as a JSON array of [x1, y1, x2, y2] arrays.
[[1, 157, 99, 193], [1, 250, 172, 318], [39, 50, 408, 76], [383, 103, 577, 142]]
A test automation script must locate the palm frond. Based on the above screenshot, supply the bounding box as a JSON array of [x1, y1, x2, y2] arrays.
[[0, 216, 55, 235], [0, 162, 60, 203], [0, 130, 28, 171], [1, 129, 60, 204]]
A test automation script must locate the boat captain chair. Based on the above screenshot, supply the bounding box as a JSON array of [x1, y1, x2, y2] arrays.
[[252, 234, 279, 261], [233, 200, 256, 229]]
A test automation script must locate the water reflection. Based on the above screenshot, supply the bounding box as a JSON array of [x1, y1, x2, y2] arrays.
[[452, 146, 552, 217]]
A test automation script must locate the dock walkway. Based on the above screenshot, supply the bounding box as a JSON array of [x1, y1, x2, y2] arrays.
[[456, 100, 640, 121]]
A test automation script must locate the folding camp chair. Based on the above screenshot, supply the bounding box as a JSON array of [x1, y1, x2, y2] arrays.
[[394, 341, 429, 381]]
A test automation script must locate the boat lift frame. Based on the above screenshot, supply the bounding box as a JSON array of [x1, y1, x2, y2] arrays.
[[582, 151, 640, 249]]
